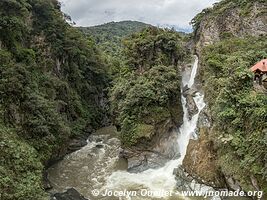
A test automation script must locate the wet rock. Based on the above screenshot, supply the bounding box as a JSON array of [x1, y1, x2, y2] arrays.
[[185, 94, 198, 120], [52, 188, 88, 200], [182, 127, 226, 188], [176, 179, 183, 188], [121, 130, 181, 173], [174, 167, 223, 199], [95, 144, 104, 148], [127, 152, 171, 173], [183, 87, 198, 97], [174, 166, 215, 192], [226, 177, 242, 191], [43, 171, 52, 190], [174, 166, 193, 183], [127, 154, 149, 172], [68, 139, 87, 152], [197, 107, 211, 128], [182, 85, 189, 93], [96, 138, 103, 143], [182, 87, 199, 120]]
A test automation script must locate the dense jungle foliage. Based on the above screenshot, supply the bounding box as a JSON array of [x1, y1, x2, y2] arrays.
[[0, 0, 109, 199], [80, 21, 150, 78], [80, 21, 150, 57], [200, 35, 267, 192], [1, 0, 266, 199], [110, 27, 189, 146]]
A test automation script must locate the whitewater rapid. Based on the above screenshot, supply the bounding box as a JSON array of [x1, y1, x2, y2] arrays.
[[103, 55, 205, 197], [47, 56, 209, 200]]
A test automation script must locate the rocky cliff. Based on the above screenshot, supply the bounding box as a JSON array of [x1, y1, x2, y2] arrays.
[[184, 0, 267, 195], [109, 27, 189, 172], [193, 0, 267, 54]]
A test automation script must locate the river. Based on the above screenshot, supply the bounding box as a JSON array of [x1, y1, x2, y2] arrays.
[[47, 56, 243, 200]]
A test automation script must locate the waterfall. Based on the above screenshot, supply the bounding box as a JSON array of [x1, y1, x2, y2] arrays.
[[47, 56, 208, 200], [104, 56, 206, 196], [187, 55, 199, 88]]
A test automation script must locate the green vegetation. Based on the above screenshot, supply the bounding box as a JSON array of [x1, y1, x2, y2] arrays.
[[110, 28, 188, 146], [200, 36, 267, 191], [80, 21, 150, 78], [0, 0, 108, 199], [80, 21, 150, 57], [81, 25, 189, 146], [2, 0, 265, 198], [1, 126, 45, 200], [191, 0, 266, 33]]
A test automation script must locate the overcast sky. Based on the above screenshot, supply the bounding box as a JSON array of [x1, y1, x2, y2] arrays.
[[60, 0, 219, 31]]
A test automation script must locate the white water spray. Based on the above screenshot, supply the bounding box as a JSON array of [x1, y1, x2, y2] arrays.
[[188, 55, 198, 88], [104, 56, 206, 197]]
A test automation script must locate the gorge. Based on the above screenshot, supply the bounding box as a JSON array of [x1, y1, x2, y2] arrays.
[[0, 0, 266, 200], [47, 56, 211, 200]]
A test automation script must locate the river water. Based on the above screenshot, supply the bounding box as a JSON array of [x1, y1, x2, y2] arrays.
[[47, 56, 239, 200]]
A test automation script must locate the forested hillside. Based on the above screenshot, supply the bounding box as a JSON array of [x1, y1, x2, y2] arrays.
[[80, 21, 151, 78], [0, 0, 108, 199], [184, 0, 267, 194], [1, 0, 266, 199], [110, 27, 189, 146], [80, 21, 150, 58], [200, 36, 267, 191], [80, 21, 150, 43]]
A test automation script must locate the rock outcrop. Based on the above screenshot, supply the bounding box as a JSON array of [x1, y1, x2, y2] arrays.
[[183, 87, 199, 120], [184, 0, 267, 194], [195, 1, 267, 54], [52, 188, 88, 200], [183, 106, 226, 188], [121, 120, 181, 172]]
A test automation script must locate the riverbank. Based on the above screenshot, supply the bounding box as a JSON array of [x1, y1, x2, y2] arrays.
[[47, 56, 219, 200]]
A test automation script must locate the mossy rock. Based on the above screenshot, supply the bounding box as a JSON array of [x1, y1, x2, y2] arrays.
[[135, 124, 154, 139]]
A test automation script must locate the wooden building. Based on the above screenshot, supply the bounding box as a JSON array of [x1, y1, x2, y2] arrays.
[[250, 59, 267, 87]]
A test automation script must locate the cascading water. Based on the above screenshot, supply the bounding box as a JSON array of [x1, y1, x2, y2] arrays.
[[187, 56, 199, 88], [47, 56, 211, 200], [102, 55, 206, 198]]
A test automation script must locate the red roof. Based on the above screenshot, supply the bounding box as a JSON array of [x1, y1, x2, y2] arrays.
[[250, 59, 267, 72]]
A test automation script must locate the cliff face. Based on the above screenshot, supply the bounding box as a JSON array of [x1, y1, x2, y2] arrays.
[[194, 0, 267, 54], [0, 1, 109, 199], [109, 27, 188, 172], [184, 0, 267, 194]]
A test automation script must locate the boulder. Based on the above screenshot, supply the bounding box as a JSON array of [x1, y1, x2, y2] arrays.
[[186, 94, 198, 120], [225, 177, 242, 191], [52, 188, 88, 200], [68, 139, 87, 152], [121, 130, 181, 173], [182, 127, 226, 188]]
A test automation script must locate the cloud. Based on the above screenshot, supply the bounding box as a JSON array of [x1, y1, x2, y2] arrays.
[[60, 0, 219, 30]]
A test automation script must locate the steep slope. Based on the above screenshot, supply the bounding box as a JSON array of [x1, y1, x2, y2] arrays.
[[79, 21, 151, 79], [80, 21, 150, 58], [80, 21, 150, 40], [0, 0, 109, 199], [110, 27, 190, 171], [111, 27, 187, 146], [183, 0, 267, 194], [191, 0, 267, 54]]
